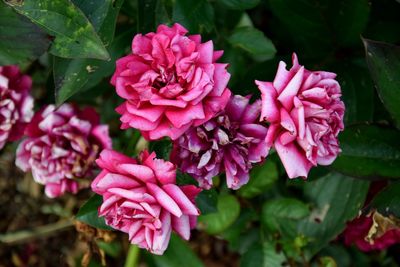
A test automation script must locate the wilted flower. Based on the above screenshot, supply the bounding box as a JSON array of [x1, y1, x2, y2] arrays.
[[256, 53, 345, 178], [16, 104, 112, 198], [0, 65, 34, 150], [171, 95, 269, 189], [342, 214, 400, 252], [342, 182, 400, 251], [111, 23, 231, 140], [92, 149, 201, 255]]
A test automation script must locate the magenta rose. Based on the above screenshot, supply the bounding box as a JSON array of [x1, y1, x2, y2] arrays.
[[256, 53, 345, 178], [92, 149, 201, 255], [111, 23, 232, 140], [342, 215, 400, 252], [15, 104, 112, 198], [171, 95, 269, 189], [0, 65, 34, 150]]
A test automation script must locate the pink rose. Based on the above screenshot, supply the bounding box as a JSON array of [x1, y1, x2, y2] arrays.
[[0, 65, 34, 150], [111, 23, 231, 140], [92, 149, 201, 255], [15, 104, 112, 198], [256, 53, 345, 178]]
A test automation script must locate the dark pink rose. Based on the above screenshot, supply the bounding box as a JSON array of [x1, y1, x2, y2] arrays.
[[343, 215, 400, 252], [0, 65, 34, 149], [171, 95, 269, 189], [92, 149, 201, 255], [256, 53, 345, 178], [15, 104, 112, 198], [111, 23, 231, 140]]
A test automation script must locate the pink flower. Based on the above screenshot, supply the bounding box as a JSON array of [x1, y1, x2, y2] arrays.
[[92, 149, 201, 255], [0, 65, 34, 150], [256, 53, 345, 178], [15, 104, 112, 198], [111, 23, 232, 140], [171, 95, 269, 189], [342, 215, 400, 252]]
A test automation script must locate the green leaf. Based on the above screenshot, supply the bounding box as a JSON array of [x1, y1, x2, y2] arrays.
[[222, 209, 259, 253], [331, 124, 400, 178], [297, 172, 369, 256], [53, 30, 131, 104], [369, 182, 400, 217], [363, 39, 400, 128], [218, 0, 260, 10], [196, 189, 218, 214], [148, 234, 204, 267], [72, 0, 124, 46], [172, 0, 214, 33], [240, 243, 286, 267], [7, 0, 109, 60], [269, 0, 370, 57], [262, 198, 309, 233], [329, 0, 370, 46], [239, 161, 278, 198], [228, 27, 276, 61], [138, 0, 157, 32], [76, 194, 113, 230], [330, 62, 374, 124], [0, 3, 50, 65], [199, 194, 240, 234]]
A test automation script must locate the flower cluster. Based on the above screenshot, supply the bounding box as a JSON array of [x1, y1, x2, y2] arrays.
[[111, 23, 231, 140], [5, 22, 346, 256], [16, 104, 112, 198], [0, 65, 34, 150], [92, 149, 201, 254]]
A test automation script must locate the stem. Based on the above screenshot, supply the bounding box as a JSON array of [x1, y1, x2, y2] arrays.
[[0, 219, 74, 245], [124, 245, 140, 267]]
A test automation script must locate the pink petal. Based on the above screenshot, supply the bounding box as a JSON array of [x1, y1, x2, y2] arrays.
[[163, 184, 199, 216], [172, 214, 191, 240], [256, 80, 280, 123], [165, 103, 205, 128], [146, 183, 182, 217], [274, 137, 313, 178], [118, 163, 156, 183], [277, 66, 304, 111]]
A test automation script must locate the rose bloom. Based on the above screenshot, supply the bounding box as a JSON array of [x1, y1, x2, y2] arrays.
[[16, 104, 112, 198], [256, 53, 345, 178], [111, 23, 231, 140], [342, 181, 400, 251], [171, 95, 269, 190], [342, 215, 400, 252], [92, 149, 201, 255], [0, 65, 34, 150]]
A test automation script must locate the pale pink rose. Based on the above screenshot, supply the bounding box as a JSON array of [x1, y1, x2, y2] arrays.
[[0, 65, 34, 150], [256, 53, 345, 178], [92, 149, 201, 255], [15, 104, 112, 198], [111, 23, 231, 140]]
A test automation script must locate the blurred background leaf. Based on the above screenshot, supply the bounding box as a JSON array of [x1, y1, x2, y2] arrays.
[[0, 3, 50, 65]]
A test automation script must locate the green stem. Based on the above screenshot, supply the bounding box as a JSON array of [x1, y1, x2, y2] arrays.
[[0, 219, 74, 245], [124, 245, 140, 267]]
